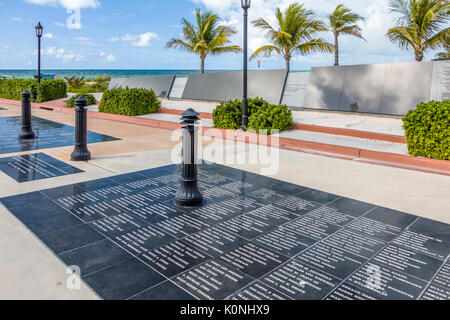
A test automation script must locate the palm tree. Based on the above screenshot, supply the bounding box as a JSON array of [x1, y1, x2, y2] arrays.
[[250, 2, 333, 71], [327, 4, 365, 66], [435, 43, 450, 60], [386, 0, 450, 62], [166, 9, 241, 73]]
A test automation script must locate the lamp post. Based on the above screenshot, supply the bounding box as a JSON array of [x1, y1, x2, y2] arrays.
[[241, 0, 251, 129], [35, 22, 43, 84]]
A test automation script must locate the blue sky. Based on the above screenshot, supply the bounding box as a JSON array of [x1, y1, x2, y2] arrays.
[[0, 0, 446, 70]]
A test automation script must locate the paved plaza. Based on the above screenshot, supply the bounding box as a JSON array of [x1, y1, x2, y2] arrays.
[[0, 102, 449, 300]]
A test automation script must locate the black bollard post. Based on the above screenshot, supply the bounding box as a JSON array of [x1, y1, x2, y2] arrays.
[[71, 96, 91, 161], [175, 108, 203, 207], [19, 90, 36, 141]]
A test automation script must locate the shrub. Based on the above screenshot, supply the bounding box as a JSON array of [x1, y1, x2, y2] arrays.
[[0, 78, 66, 102], [403, 100, 450, 160], [248, 103, 293, 134], [65, 76, 85, 89], [99, 87, 161, 116], [212, 97, 269, 130], [66, 94, 96, 108], [67, 83, 108, 93], [35, 79, 67, 102]]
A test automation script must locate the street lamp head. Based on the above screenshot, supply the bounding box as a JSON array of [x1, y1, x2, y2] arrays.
[[241, 0, 251, 9], [35, 22, 43, 38]]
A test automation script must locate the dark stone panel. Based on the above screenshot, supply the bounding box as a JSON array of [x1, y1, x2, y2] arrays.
[[39, 224, 105, 255], [393, 229, 450, 261], [83, 258, 166, 300], [327, 197, 377, 218], [228, 281, 291, 300], [203, 72, 233, 101], [140, 241, 210, 277], [407, 217, 450, 246], [130, 201, 184, 224], [273, 195, 321, 215], [347, 262, 428, 300], [0, 191, 47, 209], [0, 116, 118, 155], [371, 244, 444, 281], [108, 75, 175, 98], [174, 260, 254, 300], [420, 283, 450, 300], [181, 226, 248, 258], [347, 217, 404, 242], [219, 242, 289, 278], [130, 281, 197, 300], [326, 283, 378, 300], [114, 225, 177, 255], [298, 189, 341, 204], [254, 226, 315, 257], [89, 213, 150, 237], [0, 153, 83, 182], [261, 260, 341, 300], [322, 228, 386, 259], [58, 239, 132, 276], [154, 212, 211, 239], [182, 73, 208, 100], [364, 207, 418, 229], [430, 261, 450, 289], [305, 206, 355, 228], [7, 199, 83, 236], [217, 213, 276, 240], [295, 242, 366, 280], [281, 215, 341, 242]]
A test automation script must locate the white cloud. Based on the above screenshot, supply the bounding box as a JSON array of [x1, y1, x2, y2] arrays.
[[74, 36, 91, 41], [109, 32, 158, 47], [11, 17, 22, 21], [33, 46, 85, 63], [100, 52, 116, 62], [43, 33, 53, 39], [26, 0, 100, 10], [54, 22, 66, 27]]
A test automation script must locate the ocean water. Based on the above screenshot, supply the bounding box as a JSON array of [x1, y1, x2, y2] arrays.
[[0, 69, 232, 79], [0, 69, 308, 80]]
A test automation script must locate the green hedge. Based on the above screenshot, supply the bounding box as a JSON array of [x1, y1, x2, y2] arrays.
[[403, 100, 450, 160], [66, 94, 96, 108], [99, 87, 161, 116], [212, 97, 269, 130], [248, 103, 293, 134], [0, 79, 66, 102], [212, 97, 293, 134]]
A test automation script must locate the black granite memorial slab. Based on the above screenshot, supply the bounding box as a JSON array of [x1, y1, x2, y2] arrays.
[[229, 281, 292, 300], [347, 262, 428, 299], [1, 162, 449, 300], [131, 281, 197, 300], [83, 258, 165, 300], [181, 226, 248, 257], [115, 225, 176, 255], [254, 226, 315, 257], [273, 195, 321, 215], [219, 242, 289, 278], [174, 260, 254, 300], [39, 224, 105, 255], [89, 213, 150, 237], [321, 228, 386, 259], [295, 242, 367, 279], [0, 116, 118, 155], [140, 240, 210, 277], [58, 239, 132, 276], [326, 283, 378, 300], [0, 153, 83, 182], [371, 244, 444, 281], [261, 260, 341, 300]]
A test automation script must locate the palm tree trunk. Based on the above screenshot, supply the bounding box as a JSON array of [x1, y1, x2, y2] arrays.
[[415, 51, 423, 62], [285, 56, 290, 72], [334, 33, 339, 66], [200, 57, 205, 73]]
